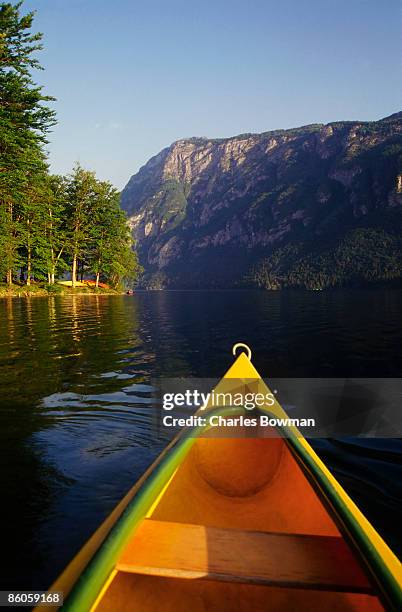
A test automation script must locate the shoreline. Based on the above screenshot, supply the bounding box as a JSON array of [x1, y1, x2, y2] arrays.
[[0, 285, 123, 298]]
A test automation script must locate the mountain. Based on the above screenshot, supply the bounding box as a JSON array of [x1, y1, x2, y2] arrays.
[[120, 113, 402, 289]]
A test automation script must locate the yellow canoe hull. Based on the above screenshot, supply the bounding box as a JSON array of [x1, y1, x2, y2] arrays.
[[39, 352, 402, 612], [57, 281, 87, 287]]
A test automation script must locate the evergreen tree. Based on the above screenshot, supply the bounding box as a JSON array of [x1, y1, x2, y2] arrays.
[[0, 1, 56, 283], [0, 4, 142, 291], [18, 157, 50, 284]]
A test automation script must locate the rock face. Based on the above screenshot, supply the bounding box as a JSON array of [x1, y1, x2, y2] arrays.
[[121, 113, 402, 288]]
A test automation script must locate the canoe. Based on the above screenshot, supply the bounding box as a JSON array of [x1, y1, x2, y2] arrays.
[[39, 345, 402, 611], [57, 280, 87, 287], [56, 280, 110, 289]]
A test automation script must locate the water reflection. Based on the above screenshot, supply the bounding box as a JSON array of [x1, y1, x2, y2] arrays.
[[0, 290, 401, 590]]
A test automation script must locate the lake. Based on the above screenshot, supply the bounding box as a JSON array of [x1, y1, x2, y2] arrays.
[[0, 290, 401, 590]]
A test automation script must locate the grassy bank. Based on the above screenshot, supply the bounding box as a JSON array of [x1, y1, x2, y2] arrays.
[[0, 284, 122, 298]]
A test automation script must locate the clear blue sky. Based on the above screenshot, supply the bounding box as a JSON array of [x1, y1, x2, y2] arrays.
[[24, 0, 402, 189]]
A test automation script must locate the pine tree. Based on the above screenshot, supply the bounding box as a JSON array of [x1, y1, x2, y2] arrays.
[[18, 156, 50, 284], [0, 1, 56, 283], [1, 5, 142, 291]]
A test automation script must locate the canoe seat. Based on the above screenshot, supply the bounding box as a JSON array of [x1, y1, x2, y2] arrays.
[[116, 519, 374, 594]]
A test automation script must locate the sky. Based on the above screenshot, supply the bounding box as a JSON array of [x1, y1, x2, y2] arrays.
[[24, 0, 402, 189]]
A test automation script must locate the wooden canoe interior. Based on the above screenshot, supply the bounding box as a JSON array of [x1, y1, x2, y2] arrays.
[[93, 437, 383, 611], [117, 520, 373, 592]]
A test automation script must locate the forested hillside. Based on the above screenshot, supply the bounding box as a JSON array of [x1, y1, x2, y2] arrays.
[[121, 114, 402, 289]]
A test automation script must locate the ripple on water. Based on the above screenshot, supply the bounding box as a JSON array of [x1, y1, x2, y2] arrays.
[[1, 290, 402, 591]]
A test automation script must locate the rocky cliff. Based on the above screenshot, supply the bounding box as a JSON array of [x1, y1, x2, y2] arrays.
[[121, 113, 402, 289]]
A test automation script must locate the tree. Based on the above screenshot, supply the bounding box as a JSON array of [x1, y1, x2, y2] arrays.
[[18, 156, 50, 284], [0, 199, 19, 280], [65, 164, 97, 287], [0, 1, 56, 283], [0, 5, 143, 291], [43, 175, 68, 284], [101, 206, 142, 289], [87, 180, 120, 287], [19, 171, 68, 285], [106, 230, 142, 288], [87, 180, 142, 288], [64, 166, 142, 289]]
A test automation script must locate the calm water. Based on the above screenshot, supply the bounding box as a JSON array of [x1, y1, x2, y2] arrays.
[[0, 290, 401, 590]]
